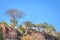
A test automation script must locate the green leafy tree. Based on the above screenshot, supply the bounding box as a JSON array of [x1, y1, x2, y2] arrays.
[[18, 25, 24, 33], [36, 24, 42, 31], [23, 21, 33, 29], [49, 25, 55, 32], [41, 22, 55, 33]]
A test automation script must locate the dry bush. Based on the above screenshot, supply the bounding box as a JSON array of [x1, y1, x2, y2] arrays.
[[21, 35, 35, 40]]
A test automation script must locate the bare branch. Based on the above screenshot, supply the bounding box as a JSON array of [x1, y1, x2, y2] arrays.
[[6, 9, 25, 20]]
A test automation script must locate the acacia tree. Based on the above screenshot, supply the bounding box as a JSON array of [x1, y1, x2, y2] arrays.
[[36, 24, 42, 31], [6, 9, 24, 28], [23, 21, 33, 29]]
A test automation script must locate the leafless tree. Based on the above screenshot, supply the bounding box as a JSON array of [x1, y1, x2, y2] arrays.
[[6, 9, 24, 20], [6, 9, 25, 28]]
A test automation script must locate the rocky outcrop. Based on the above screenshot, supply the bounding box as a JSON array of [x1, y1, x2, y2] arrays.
[[1, 25, 18, 40], [26, 29, 58, 40], [26, 29, 45, 40]]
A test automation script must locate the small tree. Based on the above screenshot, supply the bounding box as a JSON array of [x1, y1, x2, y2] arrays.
[[6, 9, 24, 28], [23, 21, 33, 29], [36, 24, 42, 31]]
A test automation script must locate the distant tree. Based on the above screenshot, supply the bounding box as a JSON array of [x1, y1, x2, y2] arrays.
[[18, 25, 24, 33], [6, 9, 24, 28], [49, 25, 55, 32], [42, 22, 56, 34], [23, 21, 33, 29], [36, 24, 42, 31], [42, 22, 49, 28]]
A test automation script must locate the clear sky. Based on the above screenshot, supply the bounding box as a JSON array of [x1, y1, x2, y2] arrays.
[[0, 0, 60, 31]]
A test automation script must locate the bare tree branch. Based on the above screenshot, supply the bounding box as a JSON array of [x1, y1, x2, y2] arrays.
[[6, 9, 25, 20]]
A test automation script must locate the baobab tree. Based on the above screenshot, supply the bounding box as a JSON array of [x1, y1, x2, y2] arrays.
[[6, 9, 24, 28]]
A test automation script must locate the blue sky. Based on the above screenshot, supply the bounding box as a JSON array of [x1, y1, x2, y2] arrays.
[[0, 0, 60, 31]]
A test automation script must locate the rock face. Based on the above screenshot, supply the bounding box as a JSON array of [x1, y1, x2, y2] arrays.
[[31, 32, 45, 40], [26, 29, 58, 40], [26, 29, 45, 40], [1, 25, 18, 40]]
